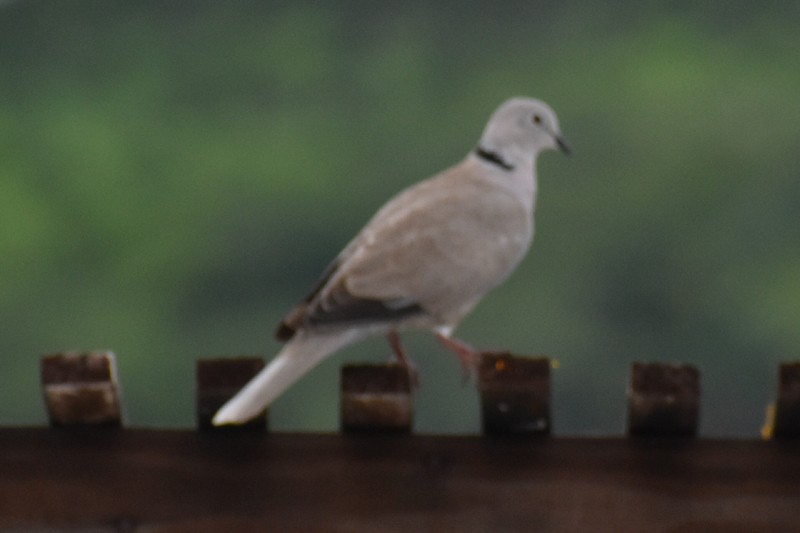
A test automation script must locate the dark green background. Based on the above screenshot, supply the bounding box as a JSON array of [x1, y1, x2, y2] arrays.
[[1, 1, 798, 435]]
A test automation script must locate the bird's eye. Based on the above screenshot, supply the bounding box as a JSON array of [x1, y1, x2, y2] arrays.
[[532, 114, 542, 125]]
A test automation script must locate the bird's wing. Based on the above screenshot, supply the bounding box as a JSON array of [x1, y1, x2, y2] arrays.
[[276, 160, 531, 339]]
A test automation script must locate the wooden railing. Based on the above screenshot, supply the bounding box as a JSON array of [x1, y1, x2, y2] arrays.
[[0, 352, 797, 532]]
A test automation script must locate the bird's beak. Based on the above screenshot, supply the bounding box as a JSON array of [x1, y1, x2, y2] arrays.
[[555, 135, 572, 156]]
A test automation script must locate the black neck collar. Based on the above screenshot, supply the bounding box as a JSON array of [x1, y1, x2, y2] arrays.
[[474, 146, 514, 171]]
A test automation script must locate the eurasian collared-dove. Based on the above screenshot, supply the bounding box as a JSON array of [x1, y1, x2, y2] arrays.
[[213, 97, 570, 425]]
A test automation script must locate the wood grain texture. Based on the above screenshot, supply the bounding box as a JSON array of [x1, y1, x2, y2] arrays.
[[1, 429, 799, 532]]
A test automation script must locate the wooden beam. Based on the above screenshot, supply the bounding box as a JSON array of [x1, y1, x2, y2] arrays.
[[0, 430, 798, 532]]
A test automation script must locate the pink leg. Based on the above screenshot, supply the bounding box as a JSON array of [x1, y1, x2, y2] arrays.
[[387, 331, 419, 387], [435, 333, 479, 381]]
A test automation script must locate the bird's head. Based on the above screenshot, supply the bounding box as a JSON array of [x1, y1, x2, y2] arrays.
[[479, 97, 571, 161]]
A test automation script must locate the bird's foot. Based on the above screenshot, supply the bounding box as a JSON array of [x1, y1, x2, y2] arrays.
[[387, 331, 419, 388], [435, 333, 479, 383]]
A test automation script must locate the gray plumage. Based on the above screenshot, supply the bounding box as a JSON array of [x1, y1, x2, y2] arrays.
[[213, 97, 569, 425]]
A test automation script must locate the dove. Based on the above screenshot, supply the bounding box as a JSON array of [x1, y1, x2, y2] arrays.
[[213, 97, 570, 425]]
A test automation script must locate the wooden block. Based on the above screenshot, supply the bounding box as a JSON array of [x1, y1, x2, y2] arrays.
[[478, 352, 551, 436], [771, 362, 800, 439], [41, 351, 122, 427], [341, 363, 413, 433], [627, 362, 700, 437], [196, 357, 266, 431]]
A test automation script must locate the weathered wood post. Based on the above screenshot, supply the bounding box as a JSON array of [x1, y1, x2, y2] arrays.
[[340, 363, 414, 433], [41, 351, 122, 426], [478, 352, 552, 435], [765, 361, 800, 439], [627, 362, 700, 437], [196, 357, 266, 430]]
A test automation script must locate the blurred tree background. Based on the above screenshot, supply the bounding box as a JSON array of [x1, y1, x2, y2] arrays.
[[1, 0, 798, 436]]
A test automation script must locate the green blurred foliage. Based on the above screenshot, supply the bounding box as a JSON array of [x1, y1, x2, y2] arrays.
[[1, 0, 798, 435]]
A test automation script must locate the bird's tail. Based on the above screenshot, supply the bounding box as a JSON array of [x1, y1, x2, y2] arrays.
[[212, 329, 364, 425]]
